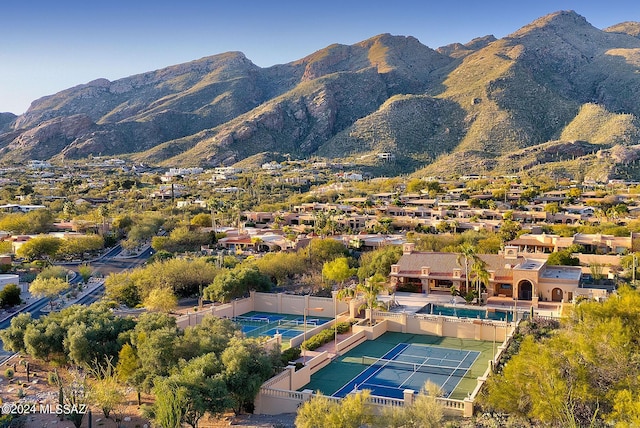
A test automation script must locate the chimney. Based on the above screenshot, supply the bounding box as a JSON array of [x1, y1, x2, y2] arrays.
[[504, 245, 518, 260], [403, 242, 415, 255]]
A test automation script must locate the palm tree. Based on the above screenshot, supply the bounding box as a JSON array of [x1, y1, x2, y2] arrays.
[[98, 205, 109, 235], [336, 285, 356, 320], [313, 211, 328, 236], [471, 258, 490, 305], [207, 199, 221, 232], [251, 237, 264, 252], [357, 274, 389, 326], [272, 213, 284, 229], [363, 199, 374, 215], [62, 201, 77, 221], [376, 217, 393, 234], [456, 243, 478, 295]]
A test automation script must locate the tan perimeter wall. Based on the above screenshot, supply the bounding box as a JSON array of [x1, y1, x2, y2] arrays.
[[176, 292, 349, 329], [173, 291, 517, 418], [376, 311, 509, 342], [254, 315, 513, 418]]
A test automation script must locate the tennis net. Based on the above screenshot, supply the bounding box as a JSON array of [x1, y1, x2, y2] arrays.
[[232, 316, 271, 326], [278, 319, 318, 327], [361, 356, 469, 377]]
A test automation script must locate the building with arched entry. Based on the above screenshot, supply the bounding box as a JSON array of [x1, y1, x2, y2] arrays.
[[389, 244, 601, 306]]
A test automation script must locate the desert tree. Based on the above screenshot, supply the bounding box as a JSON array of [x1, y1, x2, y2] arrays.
[[29, 276, 69, 310]]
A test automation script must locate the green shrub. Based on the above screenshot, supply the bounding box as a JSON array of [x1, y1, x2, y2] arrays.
[[47, 371, 58, 385], [335, 321, 351, 334], [4, 368, 14, 379], [281, 347, 301, 365], [301, 322, 352, 351]]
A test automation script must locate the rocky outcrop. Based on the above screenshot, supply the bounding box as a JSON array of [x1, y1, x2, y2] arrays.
[[1, 11, 640, 181], [0, 115, 95, 160], [436, 35, 497, 58]]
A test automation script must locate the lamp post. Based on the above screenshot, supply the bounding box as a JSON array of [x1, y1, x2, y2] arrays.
[[303, 306, 324, 364], [334, 292, 339, 356], [493, 323, 497, 360]]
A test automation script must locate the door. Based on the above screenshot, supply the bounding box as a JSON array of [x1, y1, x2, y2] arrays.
[[552, 288, 563, 302], [518, 281, 533, 300]]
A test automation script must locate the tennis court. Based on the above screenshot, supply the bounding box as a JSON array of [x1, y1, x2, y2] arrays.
[[332, 343, 479, 399], [232, 311, 332, 340], [232, 313, 286, 335], [305, 331, 492, 400]]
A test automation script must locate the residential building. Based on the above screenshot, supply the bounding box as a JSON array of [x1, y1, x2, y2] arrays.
[[389, 243, 607, 306]]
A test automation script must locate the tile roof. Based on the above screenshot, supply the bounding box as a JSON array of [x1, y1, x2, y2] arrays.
[[394, 252, 520, 280]]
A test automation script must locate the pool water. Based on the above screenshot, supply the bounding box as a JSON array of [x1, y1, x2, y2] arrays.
[[417, 303, 515, 322]]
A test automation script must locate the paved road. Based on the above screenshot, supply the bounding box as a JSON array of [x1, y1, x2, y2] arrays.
[[90, 245, 153, 278], [0, 244, 153, 362], [0, 295, 54, 362]]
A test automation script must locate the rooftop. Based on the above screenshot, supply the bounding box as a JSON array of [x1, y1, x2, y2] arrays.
[[540, 266, 582, 281], [515, 259, 545, 271]]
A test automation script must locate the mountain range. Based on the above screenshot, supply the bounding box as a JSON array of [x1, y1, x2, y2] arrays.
[[2, 10, 640, 181]]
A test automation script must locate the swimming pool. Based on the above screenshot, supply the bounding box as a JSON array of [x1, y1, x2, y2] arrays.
[[417, 303, 515, 322]]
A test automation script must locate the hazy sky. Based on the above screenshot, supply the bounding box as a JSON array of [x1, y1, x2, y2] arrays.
[[1, 0, 638, 114]]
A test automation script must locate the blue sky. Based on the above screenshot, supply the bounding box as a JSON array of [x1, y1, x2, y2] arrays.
[[1, 0, 638, 114]]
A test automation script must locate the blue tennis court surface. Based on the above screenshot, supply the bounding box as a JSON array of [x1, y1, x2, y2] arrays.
[[262, 328, 303, 339], [333, 343, 480, 399], [231, 312, 332, 340]]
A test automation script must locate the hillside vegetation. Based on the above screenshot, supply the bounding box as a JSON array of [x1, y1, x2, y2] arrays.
[[2, 11, 640, 180]]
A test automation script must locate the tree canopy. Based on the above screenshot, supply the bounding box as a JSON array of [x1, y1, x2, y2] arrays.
[[143, 287, 178, 313], [356, 245, 402, 281], [0, 283, 21, 307], [2, 303, 135, 366], [105, 257, 220, 307], [0, 209, 54, 234], [221, 337, 280, 414], [296, 383, 445, 428], [546, 249, 580, 266], [253, 252, 307, 286], [307, 238, 349, 267], [322, 257, 356, 286], [203, 264, 271, 303], [28, 276, 69, 310], [481, 287, 640, 427], [17, 236, 62, 261], [15, 235, 102, 261]]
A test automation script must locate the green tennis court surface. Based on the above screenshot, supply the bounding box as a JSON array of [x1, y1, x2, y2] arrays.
[[304, 331, 493, 400], [332, 343, 479, 399]]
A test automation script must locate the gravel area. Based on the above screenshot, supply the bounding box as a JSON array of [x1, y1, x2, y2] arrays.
[[230, 413, 297, 427]]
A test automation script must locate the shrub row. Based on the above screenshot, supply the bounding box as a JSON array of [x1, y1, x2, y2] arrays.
[[281, 346, 301, 365], [301, 322, 351, 351]]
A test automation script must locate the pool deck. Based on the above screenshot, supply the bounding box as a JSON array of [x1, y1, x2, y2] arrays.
[[376, 292, 563, 317], [485, 296, 563, 317], [377, 292, 465, 313]]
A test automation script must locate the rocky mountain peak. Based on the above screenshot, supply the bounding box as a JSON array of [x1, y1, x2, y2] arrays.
[[2, 11, 640, 182], [605, 21, 640, 38]]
